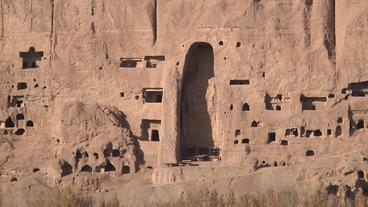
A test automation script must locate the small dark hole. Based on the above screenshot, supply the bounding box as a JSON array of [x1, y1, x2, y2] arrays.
[[15, 128, 25, 136], [235, 129, 241, 136], [358, 171, 365, 179], [242, 138, 249, 144], [280, 140, 288, 146]]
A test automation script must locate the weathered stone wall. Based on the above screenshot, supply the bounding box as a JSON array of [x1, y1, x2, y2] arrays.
[[1, 0, 368, 198]]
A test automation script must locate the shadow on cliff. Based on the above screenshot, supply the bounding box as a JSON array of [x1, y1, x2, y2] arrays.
[[118, 111, 146, 171]]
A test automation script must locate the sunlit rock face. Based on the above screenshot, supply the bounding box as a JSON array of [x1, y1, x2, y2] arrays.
[[1, 0, 368, 206]]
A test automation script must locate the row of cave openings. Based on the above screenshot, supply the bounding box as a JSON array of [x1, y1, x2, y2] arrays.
[[234, 117, 344, 145], [256, 160, 291, 170], [7, 80, 45, 110], [120, 88, 164, 105], [11, 79, 44, 91], [20, 47, 167, 71], [228, 93, 336, 113], [256, 154, 320, 171], [323, 169, 368, 198], [60, 159, 131, 178], [78, 163, 131, 174], [61, 147, 134, 177], [120, 56, 165, 69], [229, 81, 368, 113], [119, 40, 242, 70], [19, 41, 239, 72], [1, 115, 34, 136]]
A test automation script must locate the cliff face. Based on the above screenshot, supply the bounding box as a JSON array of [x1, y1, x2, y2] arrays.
[[1, 0, 368, 206]]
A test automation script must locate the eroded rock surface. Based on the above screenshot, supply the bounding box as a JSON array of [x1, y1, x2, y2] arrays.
[[1, 0, 368, 206]]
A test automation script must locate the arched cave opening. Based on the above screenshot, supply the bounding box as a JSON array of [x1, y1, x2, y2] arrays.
[[122, 166, 130, 174], [81, 165, 92, 173], [105, 160, 116, 172]]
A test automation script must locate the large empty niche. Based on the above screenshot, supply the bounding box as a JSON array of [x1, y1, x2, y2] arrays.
[[19, 47, 44, 69], [180, 42, 215, 160], [120, 58, 142, 68], [140, 119, 161, 141], [143, 88, 163, 103], [144, 56, 165, 68]]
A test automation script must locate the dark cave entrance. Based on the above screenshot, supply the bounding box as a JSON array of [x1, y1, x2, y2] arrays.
[[180, 42, 215, 161]]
